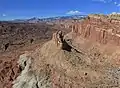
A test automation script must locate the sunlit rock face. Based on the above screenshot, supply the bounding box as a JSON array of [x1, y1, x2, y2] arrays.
[[13, 53, 52, 88], [13, 30, 120, 88], [70, 15, 120, 46]]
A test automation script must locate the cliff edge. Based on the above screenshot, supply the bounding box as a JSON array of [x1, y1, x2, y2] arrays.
[[13, 29, 120, 88]]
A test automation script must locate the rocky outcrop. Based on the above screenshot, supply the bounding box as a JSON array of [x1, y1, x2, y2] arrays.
[[0, 22, 70, 88], [13, 31, 120, 88], [71, 15, 120, 46], [0, 57, 20, 88]]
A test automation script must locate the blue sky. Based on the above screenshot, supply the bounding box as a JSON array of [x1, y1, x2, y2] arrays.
[[0, 0, 120, 20]]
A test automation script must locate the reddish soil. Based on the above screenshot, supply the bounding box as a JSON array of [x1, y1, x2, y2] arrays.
[[0, 22, 70, 88]]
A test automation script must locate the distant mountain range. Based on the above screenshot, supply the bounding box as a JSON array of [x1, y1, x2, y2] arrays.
[[9, 15, 87, 23]]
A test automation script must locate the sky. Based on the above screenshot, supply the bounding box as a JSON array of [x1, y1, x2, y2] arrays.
[[0, 0, 120, 20]]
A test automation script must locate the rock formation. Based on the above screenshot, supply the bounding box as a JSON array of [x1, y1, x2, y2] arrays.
[[13, 30, 120, 88], [71, 14, 120, 46], [0, 22, 70, 88], [1, 14, 120, 88]]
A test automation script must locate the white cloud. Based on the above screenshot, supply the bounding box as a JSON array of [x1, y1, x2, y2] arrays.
[[113, 1, 120, 7], [92, 0, 106, 3], [117, 4, 120, 7], [111, 12, 120, 14], [66, 10, 83, 15], [112, 12, 117, 14], [99, 0, 106, 3], [114, 2, 117, 5], [2, 14, 6, 17], [93, 0, 120, 7]]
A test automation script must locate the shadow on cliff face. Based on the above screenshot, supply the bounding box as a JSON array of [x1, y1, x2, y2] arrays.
[[4, 43, 9, 51], [62, 40, 72, 52], [58, 31, 72, 52]]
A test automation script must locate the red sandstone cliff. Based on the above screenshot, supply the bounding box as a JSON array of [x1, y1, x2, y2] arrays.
[[71, 15, 120, 46]]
